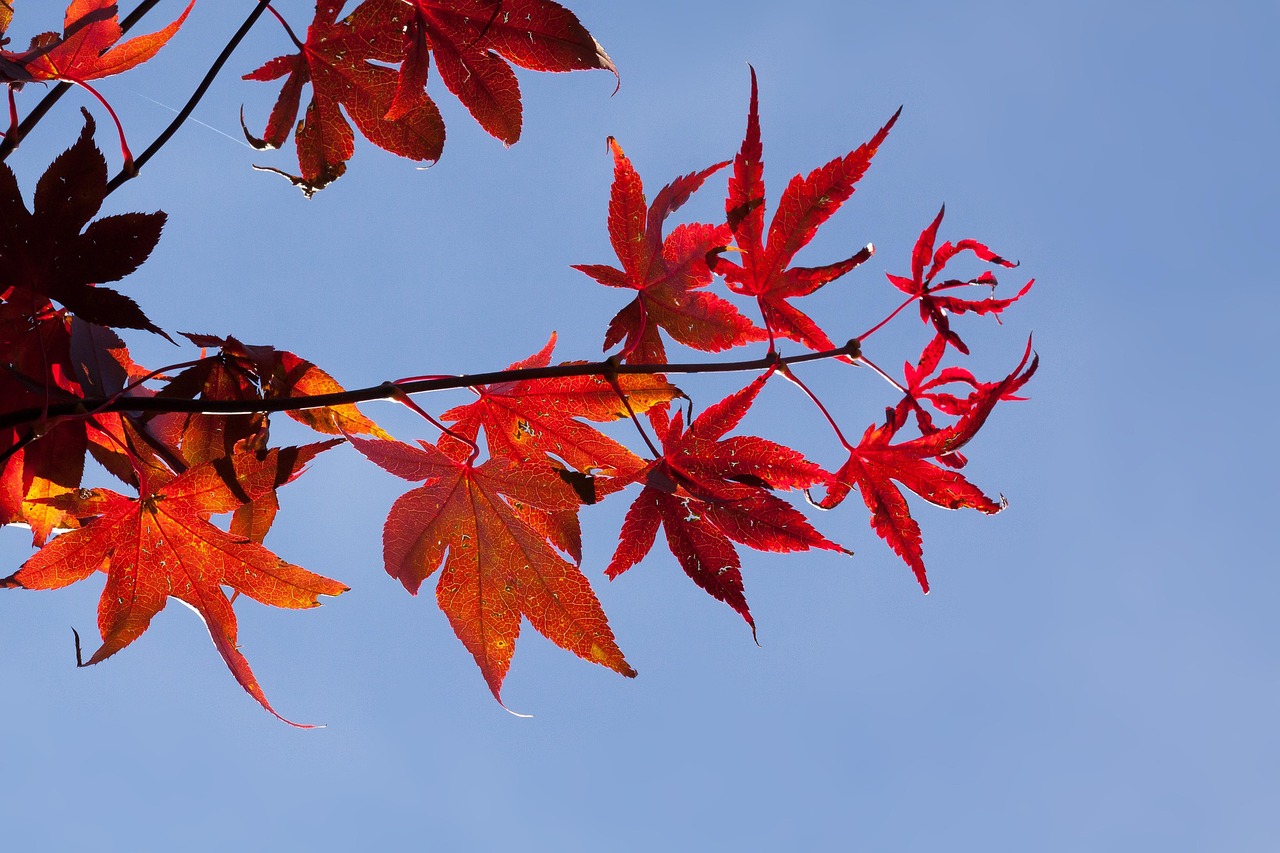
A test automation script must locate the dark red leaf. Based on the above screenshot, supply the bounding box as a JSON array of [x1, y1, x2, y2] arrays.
[[0, 114, 166, 336], [606, 373, 844, 633]]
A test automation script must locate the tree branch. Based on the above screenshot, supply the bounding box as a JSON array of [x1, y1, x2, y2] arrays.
[[0, 341, 863, 430]]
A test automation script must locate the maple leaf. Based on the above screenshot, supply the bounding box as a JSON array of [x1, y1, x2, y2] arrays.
[[894, 332, 981, 453], [573, 137, 763, 363], [891, 332, 1034, 472], [348, 431, 635, 703], [815, 341, 1038, 591], [605, 373, 845, 634], [176, 333, 389, 441], [0, 0, 194, 165], [395, 0, 616, 144], [2, 447, 348, 725], [440, 333, 679, 499], [242, 0, 445, 196], [887, 205, 1034, 355], [0, 0, 193, 85], [0, 112, 166, 336], [712, 67, 899, 352]]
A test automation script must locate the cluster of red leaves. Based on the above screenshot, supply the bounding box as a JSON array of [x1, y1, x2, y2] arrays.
[[569, 66, 1034, 613], [242, 0, 615, 195], [336, 67, 1033, 702], [1, 2, 1035, 721]]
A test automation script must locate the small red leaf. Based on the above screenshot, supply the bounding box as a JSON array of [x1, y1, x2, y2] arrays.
[[818, 342, 1038, 590], [889, 205, 1033, 354], [574, 138, 763, 362]]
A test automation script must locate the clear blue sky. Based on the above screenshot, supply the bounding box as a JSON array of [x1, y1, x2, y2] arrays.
[[2, 1, 1276, 849]]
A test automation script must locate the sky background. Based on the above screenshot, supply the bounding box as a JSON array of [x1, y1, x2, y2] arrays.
[[3, 1, 1277, 849]]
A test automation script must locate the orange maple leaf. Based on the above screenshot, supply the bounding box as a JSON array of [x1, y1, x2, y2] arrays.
[[1, 0, 194, 84], [349, 432, 636, 705], [1, 1, 195, 166], [2, 448, 346, 726]]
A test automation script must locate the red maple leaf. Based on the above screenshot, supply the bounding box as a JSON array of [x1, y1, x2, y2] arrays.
[[712, 67, 899, 352], [348, 432, 635, 704], [0, 113, 166, 336], [245, 0, 612, 194], [0, 0, 193, 85], [0, 0, 194, 165], [393, 0, 615, 144], [815, 341, 1038, 591], [242, 0, 445, 196], [440, 333, 679, 498], [891, 332, 1032, 469], [886, 205, 1034, 355], [605, 372, 845, 634], [895, 332, 980, 445], [1, 446, 348, 725], [573, 137, 763, 363]]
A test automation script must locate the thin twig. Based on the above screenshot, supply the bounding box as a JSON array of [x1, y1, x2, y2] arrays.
[[106, 0, 273, 192]]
